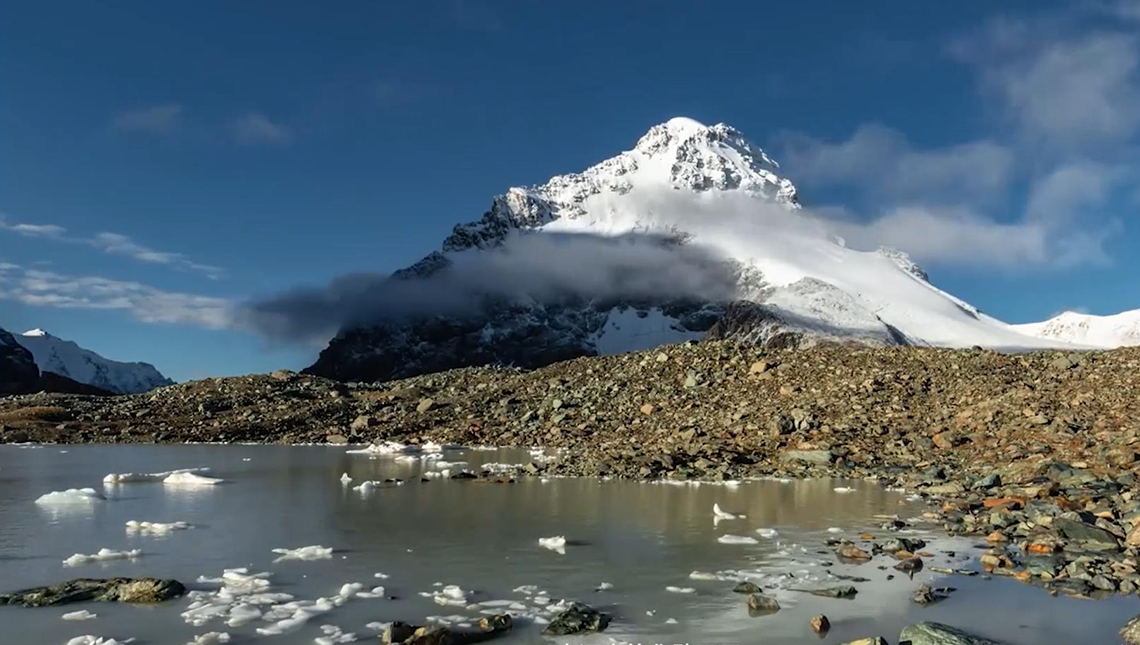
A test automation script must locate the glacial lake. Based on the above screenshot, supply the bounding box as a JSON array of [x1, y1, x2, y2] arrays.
[[0, 445, 1136, 645]]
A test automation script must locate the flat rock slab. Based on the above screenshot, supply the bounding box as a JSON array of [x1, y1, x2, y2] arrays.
[[0, 578, 186, 607], [899, 621, 1004, 645]]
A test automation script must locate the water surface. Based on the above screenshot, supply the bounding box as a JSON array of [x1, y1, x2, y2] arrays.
[[0, 445, 1134, 644]]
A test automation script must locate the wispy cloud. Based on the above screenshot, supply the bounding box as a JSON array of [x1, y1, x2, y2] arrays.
[[230, 112, 294, 146], [111, 104, 184, 134], [0, 218, 224, 279], [778, 124, 1014, 203], [0, 265, 233, 329]]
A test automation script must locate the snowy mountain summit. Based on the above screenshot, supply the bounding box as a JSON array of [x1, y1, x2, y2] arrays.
[[14, 329, 173, 394], [305, 117, 1106, 383], [1012, 310, 1140, 348]]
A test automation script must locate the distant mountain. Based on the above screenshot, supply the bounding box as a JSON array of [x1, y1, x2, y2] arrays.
[[0, 328, 41, 395], [306, 117, 1083, 383], [13, 329, 172, 394], [1012, 310, 1140, 348]]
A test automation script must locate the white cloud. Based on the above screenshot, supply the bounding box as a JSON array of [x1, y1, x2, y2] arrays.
[[953, 19, 1140, 147], [0, 219, 224, 279], [778, 124, 1014, 202], [231, 113, 294, 146], [0, 267, 233, 329], [112, 104, 184, 134]]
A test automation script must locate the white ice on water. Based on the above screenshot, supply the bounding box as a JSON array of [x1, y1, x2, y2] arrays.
[[339, 473, 352, 485], [164, 472, 225, 486], [316, 624, 358, 644], [125, 520, 190, 535], [65, 637, 134, 645], [420, 585, 468, 606], [665, 586, 695, 594], [833, 486, 854, 493], [62, 609, 97, 620], [345, 441, 417, 456], [755, 528, 779, 538], [595, 582, 613, 591], [63, 548, 142, 567], [538, 536, 567, 554], [103, 468, 209, 484], [712, 503, 743, 523], [35, 488, 103, 505], [184, 633, 230, 645], [717, 534, 758, 545], [271, 545, 333, 562]]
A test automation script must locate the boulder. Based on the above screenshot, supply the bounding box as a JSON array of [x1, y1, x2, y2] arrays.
[[898, 621, 1003, 645], [0, 578, 185, 607], [542, 602, 610, 635], [746, 593, 781, 613]]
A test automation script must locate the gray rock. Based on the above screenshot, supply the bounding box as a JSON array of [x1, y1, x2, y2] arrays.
[[746, 593, 781, 612], [0, 578, 186, 607], [1122, 615, 1140, 645], [478, 613, 513, 634], [778, 450, 833, 465], [732, 581, 761, 594], [803, 585, 858, 598], [382, 621, 417, 645], [1053, 515, 1120, 549], [899, 621, 1004, 645], [416, 398, 435, 413], [543, 601, 611, 635]]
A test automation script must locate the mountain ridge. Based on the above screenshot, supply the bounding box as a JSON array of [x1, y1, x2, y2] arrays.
[[13, 328, 172, 394]]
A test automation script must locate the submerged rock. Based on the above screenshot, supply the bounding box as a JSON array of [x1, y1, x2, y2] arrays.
[[543, 602, 611, 635], [0, 578, 185, 607], [811, 614, 831, 635], [746, 593, 781, 613], [803, 585, 858, 598], [732, 581, 761, 594], [1122, 615, 1140, 645], [899, 621, 1004, 645]]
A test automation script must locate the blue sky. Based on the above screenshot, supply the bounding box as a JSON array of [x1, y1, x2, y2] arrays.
[[2, 0, 1138, 381]]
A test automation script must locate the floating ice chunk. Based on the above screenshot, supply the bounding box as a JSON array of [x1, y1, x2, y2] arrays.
[[713, 503, 743, 521], [665, 618, 679, 624], [63, 548, 142, 567], [35, 488, 103, 505], [373, 572, 389, 579], [272, 545, 333, 562], [66, 637, 133, 645], [340, 473, 352, 485], [125, 520, 190, 535], [432, 460, 467, 469], [431, 585, 468, 606], [346, 442, 418, 456], [365, 622, 390, 632], [185, 633, 230, 645], [63, 609, 97, 620], [104, 468, 210, 484], [755, 528, 779, 538], [827, 527, 843, 533], [833, 486, 854, 493], [164, 472, 224, 486], [316, 624, 357, 644], [538, 536, 566, 554], [665, 586, 695, 594], [595, 582, 613, 591], [718, 534, 759, 545], [688, 571, 720, 581]]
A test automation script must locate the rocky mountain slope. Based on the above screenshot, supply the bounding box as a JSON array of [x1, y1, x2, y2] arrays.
[[306, 117, 1079, 383], [14, 329, 172, 394], [0, 328, 40, 395], [1013, 310, 1140, 348]]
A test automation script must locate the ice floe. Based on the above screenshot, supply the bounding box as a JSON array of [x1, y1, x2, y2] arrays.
[[595, 582, 613, 591], [271, 545, 333, 562], [62, 609, 97, 620], [125, 520, 190, 535], [316, 624, 357, 644], [63, 548, 142, 567], [755, 528, 779, 538], [65, 637, 133, 645], [184, 633, 230, 645], [339, 472, 352, 485], [164, 472, 225, 486], [420, 585, 468, 607], [346, 441, 417, 456], [712, 503, 743, 523], [103, 468, 209, 484], [538, 536, 566, 554], [833, 486, 855, 493], [688, 571, 722, 581], [35, 488, 103, 505], [718, 534, 758, 545], [665, 586, 695, 594], [827, 527, 843, 533]]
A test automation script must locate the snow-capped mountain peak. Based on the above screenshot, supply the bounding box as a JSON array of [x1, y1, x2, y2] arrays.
[[1012, 310, 1140, 348], [13, 329, 173, 394]]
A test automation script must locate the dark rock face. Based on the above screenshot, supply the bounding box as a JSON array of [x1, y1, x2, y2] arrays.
[[0, 327, 40, 395], [0, 578, 186, 606], [305, 299, 720, 383], [898, 621, 1003, 645], [37, 371, 114, 396], [542, 601, 611, 635]]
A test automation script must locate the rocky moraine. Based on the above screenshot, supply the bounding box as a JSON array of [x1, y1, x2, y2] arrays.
[[4, 341, 1140, 641]]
